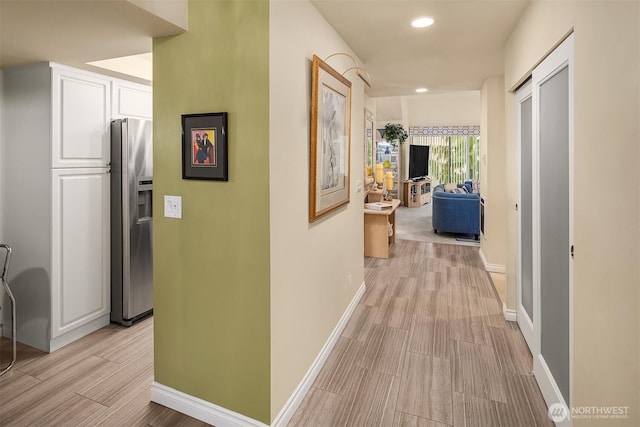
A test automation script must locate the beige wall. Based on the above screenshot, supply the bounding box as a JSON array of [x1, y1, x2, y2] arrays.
[[480, 77, 507, 270], [406, 91, 481, 127], [504, 1, 640, 423], [269, 0, 365, 421]]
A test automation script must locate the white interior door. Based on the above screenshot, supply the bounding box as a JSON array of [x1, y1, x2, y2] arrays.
[[516, 81, 535, 353], [532, 34, 574, 424]]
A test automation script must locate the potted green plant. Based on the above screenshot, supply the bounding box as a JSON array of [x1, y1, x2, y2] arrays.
[[384, 123, 408, 148]]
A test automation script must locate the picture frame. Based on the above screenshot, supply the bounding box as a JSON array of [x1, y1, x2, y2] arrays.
[[181, 112, 228, 181], [309, 55, 352, 222]]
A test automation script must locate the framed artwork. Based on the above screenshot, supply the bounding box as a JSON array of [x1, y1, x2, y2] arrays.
[[309, 55, 352, 222], [182, 112, 228, 181]]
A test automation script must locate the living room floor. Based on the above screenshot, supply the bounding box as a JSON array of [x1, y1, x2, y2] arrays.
[[395, 203, 480, 248], [290, 240, 551, 426]]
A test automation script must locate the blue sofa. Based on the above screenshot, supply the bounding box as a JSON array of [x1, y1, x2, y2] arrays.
[[432, 182, 480, 239]]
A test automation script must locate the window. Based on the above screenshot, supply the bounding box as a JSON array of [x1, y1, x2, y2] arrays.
[[410, 126, 480, 186]]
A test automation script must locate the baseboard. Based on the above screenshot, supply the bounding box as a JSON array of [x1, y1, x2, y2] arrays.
[[50, 314, 110, 353], [271, 281, 366, 426], [534, 354, 571, 427], [503, 303, 517, 322], [151, 282, 367, 427], [151, 382, 268, 427], [479, 248, 506, 273]]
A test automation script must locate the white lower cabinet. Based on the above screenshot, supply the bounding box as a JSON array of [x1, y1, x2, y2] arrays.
[[50, 169, 110, 349]]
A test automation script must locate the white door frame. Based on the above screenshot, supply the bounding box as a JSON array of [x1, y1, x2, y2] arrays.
[[531, 33, 574, 426], [515, 80, 535, 354]]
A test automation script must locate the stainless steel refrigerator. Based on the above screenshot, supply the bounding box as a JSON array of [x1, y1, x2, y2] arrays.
[[110, 118, 153, 326]]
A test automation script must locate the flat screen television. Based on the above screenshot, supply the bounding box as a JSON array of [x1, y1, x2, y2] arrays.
[[408, 145, 430, 180]]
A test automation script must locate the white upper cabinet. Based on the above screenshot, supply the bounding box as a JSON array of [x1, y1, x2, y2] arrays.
[[51, 66, 111, 168], [112, 79, 152, 120]]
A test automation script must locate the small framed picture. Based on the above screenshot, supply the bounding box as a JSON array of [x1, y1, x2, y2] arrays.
[[182, 112, 228, 181]]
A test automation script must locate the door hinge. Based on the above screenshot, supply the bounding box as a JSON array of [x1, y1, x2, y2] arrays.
[[570, 245, 574, 259]]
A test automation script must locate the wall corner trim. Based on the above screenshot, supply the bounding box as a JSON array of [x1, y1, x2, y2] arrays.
[[271, 281, 366, 427], [503, 303, 517, 322], [150, 382, 269, 427], [478, 248, 506, 273]]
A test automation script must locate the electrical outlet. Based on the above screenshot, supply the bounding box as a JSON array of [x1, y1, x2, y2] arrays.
[[164, 195, 182, 219]]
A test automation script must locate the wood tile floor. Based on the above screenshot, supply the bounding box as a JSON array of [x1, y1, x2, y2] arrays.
[[0, 317, 210, 426], [0, 240, 550, 427], [290, 240, 553, 427]]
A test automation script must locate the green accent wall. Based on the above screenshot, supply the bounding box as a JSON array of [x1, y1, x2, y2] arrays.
[[152, 0, 270, 422]]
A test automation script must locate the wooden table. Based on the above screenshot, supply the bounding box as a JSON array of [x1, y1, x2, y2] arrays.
[[364, 199, 401, 258]]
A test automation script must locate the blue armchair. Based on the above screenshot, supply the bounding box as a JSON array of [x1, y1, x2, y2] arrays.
[[432, 183, 480, 239]]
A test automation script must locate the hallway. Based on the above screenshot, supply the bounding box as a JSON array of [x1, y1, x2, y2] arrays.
[[290, 240, 552, 426]]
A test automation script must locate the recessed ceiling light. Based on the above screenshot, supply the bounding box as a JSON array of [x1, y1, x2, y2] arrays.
[[411, 17, 434, 28], [416, 88, 428, 93]]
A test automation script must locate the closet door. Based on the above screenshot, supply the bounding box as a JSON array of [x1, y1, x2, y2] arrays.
[[532, 34, 573, 416], [516, 81, 534, 353]]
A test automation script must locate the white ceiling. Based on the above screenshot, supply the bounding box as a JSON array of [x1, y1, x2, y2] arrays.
[[0, 0, 529, 97], [0, 0, 184, 71], [310, 0, 530, 97]]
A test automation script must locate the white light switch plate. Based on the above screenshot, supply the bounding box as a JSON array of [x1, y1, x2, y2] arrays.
[[164, 195, 182, 218]]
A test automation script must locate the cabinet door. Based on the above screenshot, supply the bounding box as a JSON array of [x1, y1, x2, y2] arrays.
[[51, 67, 111, 168], [112, 79, 152, 120], [51, 168, 110, 338]]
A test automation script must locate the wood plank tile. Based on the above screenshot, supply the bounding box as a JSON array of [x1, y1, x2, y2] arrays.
[[396, 276, 419, 299], [420, 271, 445, 291], [375, 295, 413, 330], [341, 304, 379, 342], [381, 375, 401, 426], [96, 324, 154, 363], [452, 392, 466, 427], [408, 314, 449, 360], [0, 319, 210, 427], [317, 339, 366, 397], [463, 394, 501, 427], [288, 387, 353, 427], [363, 277, 387, 307], [450, 340, 507, 403], [312, 336, 352, 390], [448, 288, 490, 346], [32, 393, 107, 426], [414, 289, 448, 319], [0, 337, 45, 370], [488, 326, 532, 375], [1, 355, 119, 418], [520, 374, 555, 427], [355, 323, 386, 370], [478, 295, 507, 329], [79, 352, 153, 407], [393, 410, 451, 426], [372, 326, 408, 376], [346, 370, 395, 425], [147, 402, 213, 427], [397, 352, 453, 425], [0, 369, 42, 403], [498, 371, 537, 426]]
